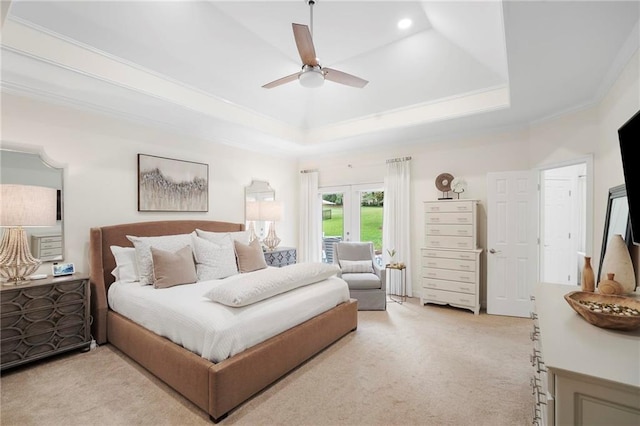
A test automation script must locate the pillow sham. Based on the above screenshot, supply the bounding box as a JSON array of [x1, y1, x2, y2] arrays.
[[191, 234, 238, 281], [340, 259, 374, 274], [196, 229, 251, 245], [233, 239, 267, 273], [110, 246, 139, 283], [126, 233, 194, 285], [151, 245, 197, 289]]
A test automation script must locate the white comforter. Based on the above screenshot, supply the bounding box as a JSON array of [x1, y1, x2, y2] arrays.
[[107, 268, 350, 363]]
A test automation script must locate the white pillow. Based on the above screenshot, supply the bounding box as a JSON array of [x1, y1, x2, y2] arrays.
[[110, 246, 139, 283], [126, 233, 195, 285], [204, 263, 340, 307], [340, 259, 374, 274], [191, 234, 238, 281], [196, 229, 250, 245]]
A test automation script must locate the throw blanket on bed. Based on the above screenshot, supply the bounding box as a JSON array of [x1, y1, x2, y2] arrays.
[[204, 262, 340, 307]]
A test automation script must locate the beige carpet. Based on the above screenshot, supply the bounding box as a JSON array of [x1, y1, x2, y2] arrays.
[[1, 298, 533, 425]]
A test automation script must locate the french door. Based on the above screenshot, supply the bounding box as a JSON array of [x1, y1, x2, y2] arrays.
[[320, 184, 383, 263]]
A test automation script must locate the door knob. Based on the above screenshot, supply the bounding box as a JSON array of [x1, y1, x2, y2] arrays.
[[489, 248, 501, 254]]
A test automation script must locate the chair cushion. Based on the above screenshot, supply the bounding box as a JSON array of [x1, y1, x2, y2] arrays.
[[341, 272, 382, 290]]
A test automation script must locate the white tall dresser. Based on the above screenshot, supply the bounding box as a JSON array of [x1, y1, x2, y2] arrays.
[[421, 200, 482, 315]]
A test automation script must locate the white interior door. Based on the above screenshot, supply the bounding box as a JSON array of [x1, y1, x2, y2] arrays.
[[486, 171, 537, 317], [542, 177, 573, 284]]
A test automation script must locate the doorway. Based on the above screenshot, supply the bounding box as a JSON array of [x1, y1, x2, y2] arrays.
[[538, 157, 592, 286], [320, 184, 384, 264]]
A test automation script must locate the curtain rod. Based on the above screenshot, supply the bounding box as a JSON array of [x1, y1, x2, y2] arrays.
[[386, 156, 412, 164], [300, 169, 319, 174]]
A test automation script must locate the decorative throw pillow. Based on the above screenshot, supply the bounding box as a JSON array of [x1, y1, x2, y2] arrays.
[[110, 246, 139, 283], [126, 233, 194, 285], [151, 245, 197, 289], [340, 259, 374, 274], [196, 229, 251, 245], [191, 234, 238, 281], [234, 239, 267, 273]]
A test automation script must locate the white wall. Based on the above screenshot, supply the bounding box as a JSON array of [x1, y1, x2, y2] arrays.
[[2, 49, 638, 290], [1, 93, 299, 275], [299, 50, 640, 300]]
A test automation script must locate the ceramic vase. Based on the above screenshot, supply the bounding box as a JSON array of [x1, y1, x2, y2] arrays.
[[598, 273, 624, 295], [581, 256, 595, 292], [601, 234, 636, 294]]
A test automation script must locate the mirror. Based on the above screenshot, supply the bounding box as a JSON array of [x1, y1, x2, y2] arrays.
[[0, 147, 64, 262], [598, 184, 631, 283], [245, 180, 274, 240]]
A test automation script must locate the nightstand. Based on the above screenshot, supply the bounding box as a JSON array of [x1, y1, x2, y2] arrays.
[[1, 274, 91, 371], [264, 247, 297, 267]]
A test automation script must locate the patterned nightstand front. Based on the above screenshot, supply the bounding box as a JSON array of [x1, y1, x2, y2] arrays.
[[264, 247, 297, 267]]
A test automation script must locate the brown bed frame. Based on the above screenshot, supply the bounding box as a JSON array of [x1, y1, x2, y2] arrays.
[[89, 220, 358, 422]]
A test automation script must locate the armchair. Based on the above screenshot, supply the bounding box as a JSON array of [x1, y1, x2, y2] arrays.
[[333, 241, 386, 311]]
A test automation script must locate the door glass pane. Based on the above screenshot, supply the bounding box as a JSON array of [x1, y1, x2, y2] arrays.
[[322, 193, 343, 263], [360, 191, 384, 266]]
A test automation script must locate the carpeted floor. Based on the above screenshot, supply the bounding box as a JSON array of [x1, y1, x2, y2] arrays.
[[1, 298, 533, 425]]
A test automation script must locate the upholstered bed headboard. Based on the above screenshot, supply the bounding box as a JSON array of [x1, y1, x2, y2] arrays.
[[89, 220, 244, 344]]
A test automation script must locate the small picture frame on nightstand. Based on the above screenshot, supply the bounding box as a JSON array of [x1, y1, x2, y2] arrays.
[[52, 262, 75, 277]]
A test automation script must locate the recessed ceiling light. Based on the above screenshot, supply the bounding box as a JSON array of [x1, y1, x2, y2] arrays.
[[398, 18, 412, 30]]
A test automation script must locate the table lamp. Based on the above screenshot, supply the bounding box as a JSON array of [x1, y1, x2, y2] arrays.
[[260, 200, 283, 251], [245, 200, 260, 243], [0, 184, 57, 282]]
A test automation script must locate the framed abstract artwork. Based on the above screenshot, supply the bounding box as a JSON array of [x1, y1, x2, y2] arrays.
[[138, 154, 208, 212]]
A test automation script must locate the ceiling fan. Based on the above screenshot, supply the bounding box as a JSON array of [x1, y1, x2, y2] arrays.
[[262, 0, 368, 89]]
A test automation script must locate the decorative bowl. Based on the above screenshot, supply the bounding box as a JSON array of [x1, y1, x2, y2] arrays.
[[564, 291, 640, 331]]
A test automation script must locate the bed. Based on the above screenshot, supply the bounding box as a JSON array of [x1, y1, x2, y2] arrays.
[[89, 220, 358, 422]]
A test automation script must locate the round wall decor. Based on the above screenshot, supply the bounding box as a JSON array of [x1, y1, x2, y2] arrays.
[[435, 173, 453, 191]]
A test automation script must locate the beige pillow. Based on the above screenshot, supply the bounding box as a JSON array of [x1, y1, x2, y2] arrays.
[[151, 245, 197, 289], [234, 239, 267, 273]]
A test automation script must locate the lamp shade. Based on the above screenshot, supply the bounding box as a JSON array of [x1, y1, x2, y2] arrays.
[[246, 200, 260, 221], [260, 200, 283, 222], [0, 184, 57, 227]]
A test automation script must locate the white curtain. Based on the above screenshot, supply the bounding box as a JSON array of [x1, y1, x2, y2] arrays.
[[383, 158, 412, 296], [299, 171, 322, 263]]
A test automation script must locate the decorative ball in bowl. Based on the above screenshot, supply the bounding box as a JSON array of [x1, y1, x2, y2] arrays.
[[564, 291, 640, 331]]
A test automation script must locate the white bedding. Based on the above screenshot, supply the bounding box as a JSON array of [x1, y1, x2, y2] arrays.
[[107, 269, 350, 363]]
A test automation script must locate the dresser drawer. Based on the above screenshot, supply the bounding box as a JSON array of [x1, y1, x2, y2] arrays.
[[422, 288, 476, 308], [1, 302, 86, 341], [421, 249, 478, 261], [1, 322, 88, 364], [424, 201, 474, 213], [1, 280, 86, 315], [425, 224, 473, 237], [424, 236, 475, 250], [425, 212, 473, 225], [423, 278, 476, 294], [422, 257, 476, 272], [422, 267, 475, 283]]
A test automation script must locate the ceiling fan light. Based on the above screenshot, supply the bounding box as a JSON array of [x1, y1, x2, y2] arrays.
[[299, 68, 325, 88]]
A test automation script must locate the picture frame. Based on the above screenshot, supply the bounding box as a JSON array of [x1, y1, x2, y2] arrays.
[[597, 184, 632, 284], [138, 154, 209, 212], [52, 262, 75, 277]]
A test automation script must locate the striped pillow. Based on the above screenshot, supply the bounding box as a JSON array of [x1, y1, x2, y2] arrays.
[[340, 260, 374, 273]]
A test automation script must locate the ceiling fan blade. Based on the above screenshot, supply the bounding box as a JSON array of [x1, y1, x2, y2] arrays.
[[262, 72, 299, 89], [323, 68, 368, 88], [292, 23, 319, 67]]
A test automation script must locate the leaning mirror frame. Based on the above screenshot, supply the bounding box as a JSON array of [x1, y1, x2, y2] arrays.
[[0, 144, 65, 267], [597, 184, 632, 284]]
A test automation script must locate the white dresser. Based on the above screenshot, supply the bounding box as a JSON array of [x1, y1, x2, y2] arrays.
[[532, 283, 640, 426], [420, 200, 482, 315]]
